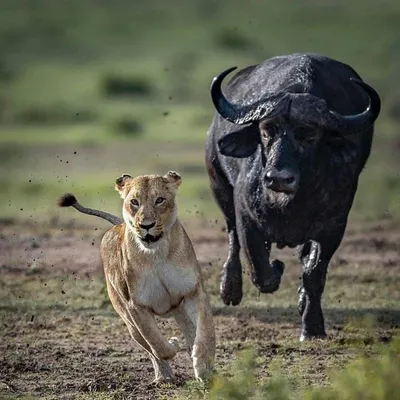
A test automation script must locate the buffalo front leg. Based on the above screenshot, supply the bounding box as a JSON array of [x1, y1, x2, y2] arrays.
[[236, 212, 284, 293], [298, 228, 345, 341]]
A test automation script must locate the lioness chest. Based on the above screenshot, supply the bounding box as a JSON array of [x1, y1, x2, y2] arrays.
[[133, 261, 198, 315]]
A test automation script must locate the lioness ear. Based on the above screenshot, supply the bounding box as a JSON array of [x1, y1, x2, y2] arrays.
[[164, 171, 182, 190], [217, 128, 259, 158], [115, 173, 133, 198]]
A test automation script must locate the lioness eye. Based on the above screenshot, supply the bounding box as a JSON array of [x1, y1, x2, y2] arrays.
[[131, 199, 139, 207], [155, 197, 165, 205]]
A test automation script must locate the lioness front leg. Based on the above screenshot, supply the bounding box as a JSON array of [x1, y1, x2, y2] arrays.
[[177, 288, 215, 381], [125, 325, 174, 383], [173, 308, 196, 355], [107, 282, 179, 382]]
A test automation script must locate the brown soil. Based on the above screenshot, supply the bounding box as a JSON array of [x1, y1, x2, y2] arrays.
[[0, 217, 399, 399]]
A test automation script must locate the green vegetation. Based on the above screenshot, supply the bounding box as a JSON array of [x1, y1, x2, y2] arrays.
[[306, 339, 400, 400], [180, 338, 400, 400], [0, 0, 399, 223]]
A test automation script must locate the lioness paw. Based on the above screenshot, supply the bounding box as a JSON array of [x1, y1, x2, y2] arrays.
[[193, 357, 214, 382], [150, 375, 176, 386]]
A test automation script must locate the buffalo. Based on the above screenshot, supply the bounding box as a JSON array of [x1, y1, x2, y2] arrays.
[[205, 53, 381, 340]]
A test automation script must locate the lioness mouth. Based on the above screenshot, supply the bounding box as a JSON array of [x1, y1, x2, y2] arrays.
[[140, 233, 163, 244]]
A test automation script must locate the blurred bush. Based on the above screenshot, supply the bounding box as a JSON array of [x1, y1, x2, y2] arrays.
[[213, 28, 254, 51], [0, 60, 16, 82], [112, 117, 144, 137], [102, 74, 154, 98]]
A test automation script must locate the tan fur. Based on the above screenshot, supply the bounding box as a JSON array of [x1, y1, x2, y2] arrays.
[[100, 171, 215, 383]]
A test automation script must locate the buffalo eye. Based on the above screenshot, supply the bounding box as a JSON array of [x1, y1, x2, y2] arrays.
[[260, 123, 278, 140], [155, 197, 165, 205], [131, 199, 139, 207]]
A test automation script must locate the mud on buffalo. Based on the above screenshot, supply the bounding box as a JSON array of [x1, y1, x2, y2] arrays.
[[205, 53, 381, 341]]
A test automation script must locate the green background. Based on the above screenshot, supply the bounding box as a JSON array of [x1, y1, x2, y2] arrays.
[[1, 0, 399, 224]]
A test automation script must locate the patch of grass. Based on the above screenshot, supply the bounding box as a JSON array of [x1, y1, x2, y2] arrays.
[[351, 152, 400, 220], [304, 337, 400, 400], [13, 105, 96, 125]]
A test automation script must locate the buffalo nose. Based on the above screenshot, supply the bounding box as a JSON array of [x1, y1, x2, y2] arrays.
[[140, 222, 155, 230], [265, 168, 298, 191]]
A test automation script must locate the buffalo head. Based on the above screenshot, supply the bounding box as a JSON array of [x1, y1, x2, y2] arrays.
[[210, 67, 381, 208]]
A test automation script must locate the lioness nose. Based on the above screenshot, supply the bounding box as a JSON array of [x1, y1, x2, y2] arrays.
[[140, 222, 155, 230], [264, 168, 298, 192]]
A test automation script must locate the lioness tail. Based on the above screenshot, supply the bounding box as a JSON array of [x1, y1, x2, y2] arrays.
[[57, 193, 123, 225]]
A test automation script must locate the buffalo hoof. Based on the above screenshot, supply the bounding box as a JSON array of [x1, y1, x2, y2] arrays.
[[253, 260, 285, 294], [299, 331, 327, 342], [220, 261, 243, 306]]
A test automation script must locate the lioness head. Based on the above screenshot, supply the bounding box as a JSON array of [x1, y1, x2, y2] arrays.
[[115, 171, 182, 249]]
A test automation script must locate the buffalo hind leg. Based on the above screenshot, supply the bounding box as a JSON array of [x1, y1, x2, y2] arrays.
[[298, 227, 345, 341], [207, 162, 242, 306], [236, 211, 284, 294], [220, 222, 242, 306]]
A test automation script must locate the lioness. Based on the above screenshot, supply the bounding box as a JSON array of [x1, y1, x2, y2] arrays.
[[58, 171, 215, 383]]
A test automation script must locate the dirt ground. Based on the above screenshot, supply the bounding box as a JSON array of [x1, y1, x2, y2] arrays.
[[0, 217, 399, 399]]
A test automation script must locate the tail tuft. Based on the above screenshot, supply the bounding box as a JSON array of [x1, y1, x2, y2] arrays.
[[57, 193, 77, 207]]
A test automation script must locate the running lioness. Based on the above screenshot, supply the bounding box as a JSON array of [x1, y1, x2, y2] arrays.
[[58, 171, 215, 383]]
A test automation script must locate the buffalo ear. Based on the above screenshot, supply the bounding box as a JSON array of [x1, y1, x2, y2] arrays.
[[217, 129, 259, 158]]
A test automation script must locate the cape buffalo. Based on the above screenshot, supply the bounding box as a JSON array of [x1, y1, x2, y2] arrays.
[[205, 53, 381, 340]]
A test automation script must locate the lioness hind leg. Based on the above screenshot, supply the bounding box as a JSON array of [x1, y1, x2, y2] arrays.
[[181, 290, 216, 381]]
